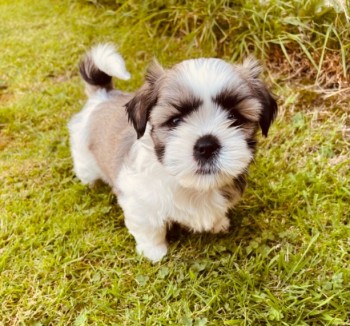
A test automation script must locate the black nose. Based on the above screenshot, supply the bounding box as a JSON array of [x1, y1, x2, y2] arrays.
[[194, 135, 221, 161]]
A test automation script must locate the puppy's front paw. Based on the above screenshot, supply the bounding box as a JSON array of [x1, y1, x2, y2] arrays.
[[211, 217, 230, 234], [136, 242, 168, 263]]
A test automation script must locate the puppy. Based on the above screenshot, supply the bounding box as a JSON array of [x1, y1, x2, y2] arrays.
[[68, 44, 277, 262]]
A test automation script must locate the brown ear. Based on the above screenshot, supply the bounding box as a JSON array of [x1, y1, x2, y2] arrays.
[[125, 60, 164, 139], [255, 82, 278, 137], [242, 57, 278, 137], [125, 83, 157, 139]]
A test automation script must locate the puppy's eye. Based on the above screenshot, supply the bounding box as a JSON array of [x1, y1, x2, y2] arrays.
[[166, 116, 183, 128], [227, 111, 248, 127], [228, 112, 240, 122]]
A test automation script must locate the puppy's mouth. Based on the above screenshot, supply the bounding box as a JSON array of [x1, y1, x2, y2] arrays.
[[195, 164, 219, 175]]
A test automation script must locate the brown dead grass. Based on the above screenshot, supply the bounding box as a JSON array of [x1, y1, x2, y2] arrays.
[[268, 45, 350, 92]]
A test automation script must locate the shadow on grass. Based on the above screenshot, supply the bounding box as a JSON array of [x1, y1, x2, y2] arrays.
[[165, 194, 282, 257], [73, 175, 286, 260]]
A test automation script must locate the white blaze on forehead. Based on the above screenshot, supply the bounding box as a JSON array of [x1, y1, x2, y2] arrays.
[[184, 100, 229, 135], [173, 58, 243, 99]]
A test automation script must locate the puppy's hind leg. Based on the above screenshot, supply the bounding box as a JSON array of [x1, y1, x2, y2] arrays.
[[71, 147, 103, 186], [68, 113, 105, 186]]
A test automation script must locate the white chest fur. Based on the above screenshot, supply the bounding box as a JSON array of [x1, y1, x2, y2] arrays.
[[115, 130, 230, 233]]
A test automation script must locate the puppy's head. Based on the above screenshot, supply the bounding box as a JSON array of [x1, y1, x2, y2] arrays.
[[126, 57, 277, 190]]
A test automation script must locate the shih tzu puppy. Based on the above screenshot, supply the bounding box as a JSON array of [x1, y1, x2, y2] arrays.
[[68, 44, 277, 262]]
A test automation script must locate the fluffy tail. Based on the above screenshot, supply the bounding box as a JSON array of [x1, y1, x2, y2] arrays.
[[79, 43, 131, 96]]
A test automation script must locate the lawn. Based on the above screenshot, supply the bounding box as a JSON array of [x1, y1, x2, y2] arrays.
[[0, 0, 349, 325]]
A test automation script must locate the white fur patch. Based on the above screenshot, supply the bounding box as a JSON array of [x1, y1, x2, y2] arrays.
[[116, 127, 231, 262], [68, 91, 109, 184], [173, 59, 247, 99], [91, 43, 131, 80]]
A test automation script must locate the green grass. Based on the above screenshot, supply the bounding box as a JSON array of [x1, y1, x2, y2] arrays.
[[1, 0, 349, 324]]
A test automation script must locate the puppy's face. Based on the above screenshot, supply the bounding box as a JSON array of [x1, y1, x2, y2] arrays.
[[126, 58, 277, 190]]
